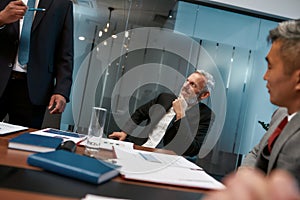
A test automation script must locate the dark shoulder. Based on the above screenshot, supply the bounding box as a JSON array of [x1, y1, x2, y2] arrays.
[[199, 102, 212, 112], [156, 93, 177, 102], [199, 103, 215, 119]]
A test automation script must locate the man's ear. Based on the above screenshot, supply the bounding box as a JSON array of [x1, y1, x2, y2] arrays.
[[295, 69, 300, 91], [199, 91, 210, 100]]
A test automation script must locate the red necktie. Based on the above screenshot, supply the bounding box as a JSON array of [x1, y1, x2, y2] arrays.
[[268, 116, 288, 152]]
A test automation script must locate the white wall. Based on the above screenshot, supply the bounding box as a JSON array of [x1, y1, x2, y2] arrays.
[[197, 0, 300, 19]]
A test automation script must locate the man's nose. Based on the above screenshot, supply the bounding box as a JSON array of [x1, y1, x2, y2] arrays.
[[183, 81, 190, 88]]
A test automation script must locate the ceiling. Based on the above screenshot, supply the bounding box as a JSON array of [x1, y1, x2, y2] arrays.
[[73, 0, 179, 31]]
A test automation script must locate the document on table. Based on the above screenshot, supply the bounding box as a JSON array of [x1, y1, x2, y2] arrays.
[[113, 146, 225, 190], [125, 165, 224, 190], [30, 128, 86, 144], [0, 122, 28, 135], [79, 137, 134, 151], [113, 146, 202, 171]]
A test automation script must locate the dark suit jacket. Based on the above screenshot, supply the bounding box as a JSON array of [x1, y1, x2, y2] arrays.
[[122, 93, 214, 157], [0, 0, 73, 105]]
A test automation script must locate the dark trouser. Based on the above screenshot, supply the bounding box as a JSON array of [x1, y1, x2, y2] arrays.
[[0, 72, 46, 129]]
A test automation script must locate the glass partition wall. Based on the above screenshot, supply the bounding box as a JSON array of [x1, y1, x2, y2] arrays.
[[63, 0, 281, 178]]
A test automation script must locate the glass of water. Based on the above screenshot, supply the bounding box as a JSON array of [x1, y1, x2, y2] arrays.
[[85, 107, 107, 156]]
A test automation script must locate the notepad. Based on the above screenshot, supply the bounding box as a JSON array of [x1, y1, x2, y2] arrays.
[[8, 132, 63, 152], [27, 150, 121, 184]]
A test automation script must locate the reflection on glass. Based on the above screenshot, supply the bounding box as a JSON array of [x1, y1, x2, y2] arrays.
[[62, 0, 279, 179]]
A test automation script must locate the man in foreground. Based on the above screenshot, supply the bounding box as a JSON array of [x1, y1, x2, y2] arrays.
[[204, 18, 300, 200], [240, 18, 300, 185]]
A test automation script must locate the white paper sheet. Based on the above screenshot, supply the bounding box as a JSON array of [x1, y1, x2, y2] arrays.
[[0, 122, 28, 135], [113, 146, 225, 190], [30, 128, 86, 144], [79, 137, 134, 151]]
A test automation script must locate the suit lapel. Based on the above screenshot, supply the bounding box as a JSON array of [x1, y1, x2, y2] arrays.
[[268, 112, 300, 172], [258, 117, 282, 156], [32, 0, 54, 31], [144, 94, 175, 134], [256, 108, 287, 157], [13, 21, 19, 35]]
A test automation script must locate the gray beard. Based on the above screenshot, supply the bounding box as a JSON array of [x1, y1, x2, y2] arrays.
[[179, 94, 199, 107], [185, 96, 198, 106]]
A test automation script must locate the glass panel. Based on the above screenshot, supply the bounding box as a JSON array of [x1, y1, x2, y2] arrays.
[[61, 0, 280, 179]]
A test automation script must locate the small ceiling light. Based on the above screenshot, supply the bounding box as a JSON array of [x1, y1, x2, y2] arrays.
[[78, 36, 85, 41], [98, 30, 103, 37], [111, 23, 118, 39], [168, 10, 173, 19], [103, 7, 114, 33], [125, 31, 129, 38]]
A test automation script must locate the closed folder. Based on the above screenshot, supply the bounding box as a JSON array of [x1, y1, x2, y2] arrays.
[[8, 132, 63, 152], [27, 150, 120, 184]]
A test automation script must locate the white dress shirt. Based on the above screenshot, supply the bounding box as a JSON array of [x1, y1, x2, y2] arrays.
[[142, 107, 176, 148]]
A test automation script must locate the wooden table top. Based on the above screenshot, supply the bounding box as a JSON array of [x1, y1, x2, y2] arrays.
[[0, 129, 208, 199]]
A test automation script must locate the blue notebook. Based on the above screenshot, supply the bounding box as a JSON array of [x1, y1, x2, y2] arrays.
[[27, 150, 120, 184], [8, 132, 63, 152]]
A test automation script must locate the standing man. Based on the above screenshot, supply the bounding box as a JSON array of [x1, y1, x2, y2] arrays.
[[241, 19, 300, 185], [109, 70, 215, 157], [0, 0, 74, 129]]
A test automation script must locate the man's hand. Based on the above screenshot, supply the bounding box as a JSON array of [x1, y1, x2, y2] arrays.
[[48, 94, 66, 114], [172, 96, 188, 120], [108, 131, 127, 141], [0, 1, 27, 26], [203, 168, 300, 200]]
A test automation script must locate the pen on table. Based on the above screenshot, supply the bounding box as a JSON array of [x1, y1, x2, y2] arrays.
[[179, 179, 212, 183], [28, 8, 46, 12]]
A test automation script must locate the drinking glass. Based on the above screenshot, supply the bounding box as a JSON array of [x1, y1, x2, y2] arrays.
[[85, 107, 107, 156]]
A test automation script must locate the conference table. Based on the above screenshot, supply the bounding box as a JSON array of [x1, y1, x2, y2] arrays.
[[0, 129, 208, 200]]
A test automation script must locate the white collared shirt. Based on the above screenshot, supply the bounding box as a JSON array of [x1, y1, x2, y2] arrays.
[[288, 112, 297, 121], [142, 107, 176, 148]]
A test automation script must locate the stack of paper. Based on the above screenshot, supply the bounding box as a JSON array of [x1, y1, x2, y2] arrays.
[[0, 122, 28, 135], [113, 146, 225, 190]]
